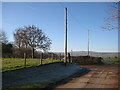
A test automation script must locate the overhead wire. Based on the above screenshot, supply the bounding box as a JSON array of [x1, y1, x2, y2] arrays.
[[58, 2, 89, 31]]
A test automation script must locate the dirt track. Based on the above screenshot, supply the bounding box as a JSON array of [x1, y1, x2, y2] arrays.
[[55, 64, 119, 88]]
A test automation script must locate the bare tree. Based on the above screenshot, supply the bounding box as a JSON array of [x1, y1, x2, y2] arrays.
[[14, 25, 52, 59], [0, 31, 8, 44], [102, 2, 119, 30], [14, 28, 27, 49]]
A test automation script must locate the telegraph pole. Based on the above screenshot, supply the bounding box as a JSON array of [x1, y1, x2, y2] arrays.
[[65, 8, 67, 66], [71, 50, 73, 63], [87, 30, 89, 56]]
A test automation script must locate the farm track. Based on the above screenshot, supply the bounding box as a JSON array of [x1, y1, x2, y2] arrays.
[[54, 64, 119, 89]]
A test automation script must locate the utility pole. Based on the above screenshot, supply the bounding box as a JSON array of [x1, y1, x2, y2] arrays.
[[65, 8, 67, 66], [71, 50, 73, 63], [88, 30, 89, 56]]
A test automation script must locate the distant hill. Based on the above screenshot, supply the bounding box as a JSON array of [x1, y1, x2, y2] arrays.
[[53, 51, 118, 58]]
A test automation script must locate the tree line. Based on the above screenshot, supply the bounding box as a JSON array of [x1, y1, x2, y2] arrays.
[[1, 25, 54, 58]]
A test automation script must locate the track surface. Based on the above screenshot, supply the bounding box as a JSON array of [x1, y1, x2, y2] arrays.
[[55, 64, 118, 88]]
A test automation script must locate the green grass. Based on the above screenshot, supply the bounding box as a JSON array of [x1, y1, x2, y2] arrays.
[[3, 81, 54, 89], [2, 58, 62, 72], [103, 58, 119, 63]]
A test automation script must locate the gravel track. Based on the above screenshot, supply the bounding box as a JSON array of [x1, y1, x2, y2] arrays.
[[55, 64, 118, 89]]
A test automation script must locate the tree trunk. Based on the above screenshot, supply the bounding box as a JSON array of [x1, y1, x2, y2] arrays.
[[32, 47, 34, 59]]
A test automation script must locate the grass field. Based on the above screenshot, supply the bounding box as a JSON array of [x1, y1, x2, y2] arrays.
[[103, 58, 119, 63], [2, 58, 119, 72], [2, 58, 61, 72]]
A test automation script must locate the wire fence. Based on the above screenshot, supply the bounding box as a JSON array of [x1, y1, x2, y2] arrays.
[[2, 52, 72, 72], [2, 52, 104, 72]]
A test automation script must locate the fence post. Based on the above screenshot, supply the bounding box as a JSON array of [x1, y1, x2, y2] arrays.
[[68, 53, 71, 63], [40, 53, 43, 65], [24, 52, 26, 68], [59, 53, 61, 61], [71, 56, 72, 64], [52, 53, 54, 62]]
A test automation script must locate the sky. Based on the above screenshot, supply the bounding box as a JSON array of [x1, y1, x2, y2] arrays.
[[2, 2, 118, 52]]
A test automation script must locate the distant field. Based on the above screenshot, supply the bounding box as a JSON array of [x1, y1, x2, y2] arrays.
[[103, 58, 119, 63], [2, 58, 61, 72]]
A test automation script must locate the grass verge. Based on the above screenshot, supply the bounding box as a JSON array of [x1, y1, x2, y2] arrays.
[[103, 58, 119, 63], [3, 81, 54, 89], [2, 58, 62, 72]]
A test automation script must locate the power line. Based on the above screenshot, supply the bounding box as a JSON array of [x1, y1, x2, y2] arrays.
[[68, 10, 88, 30], [58, 2, 89, 30]]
